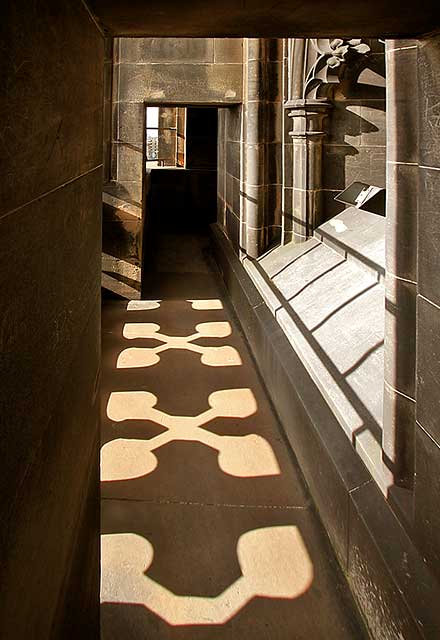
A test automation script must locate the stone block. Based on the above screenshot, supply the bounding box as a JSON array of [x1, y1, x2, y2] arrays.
[[243, 143, 266, 186], [0, 0, 104, 217], [115, 143, 143, 182], [225, 207, 240, 254], [267, 223, 281, 246], [267, 184, 282, 228], [225, 172, 234, 209], [416, 295, 440, 444], [117, 62, 242, 104], [384, 276, 417, 398], [214, 38, 243, 63], [210, 225, 373, 571], [360, 103, 386, 147], [382, 383, 415, 487], [103, 219, 142, 265], [246, 60, 267, 101], [265, 38, 284, 61], [386, 162, 418, 282], [386, 43, 419, 164], [322, 190, 346, 221], [226, 140, 241, 179], [283, 142, 293, 187], [245, 101, 282, 144], [241, 182, 266, 223], [329, 100, 363, 147], [349, 481, 439, 640], [322, 144, 357, 191], [418, 34, 440, 169], [329, 100, 386, 149], [418, 167, 440, 307], [0, 303, 100, 640], [351, 146, 386, 188], [266, 61, 282, 102], [414, 425, 440, 586], [115, 180, 142, 204], [292, 188, 322, 235], [247, 39, 264, 61], [114, 102, 145, 145], [118, 37, 214, 63], [292, 138, 323, 191], [232, 176, 241, 216], [267, 142, 282, 184], [0, 169, 101, 638], [226, 105, 242, 143]]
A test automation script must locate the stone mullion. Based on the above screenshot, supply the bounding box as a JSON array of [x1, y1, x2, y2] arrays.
[[242, 38, 268, 258], [382, 40, 419, 492], [285, 99, 331, 243]]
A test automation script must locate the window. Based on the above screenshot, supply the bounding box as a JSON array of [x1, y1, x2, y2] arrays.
[[146, 106, 186, 167]]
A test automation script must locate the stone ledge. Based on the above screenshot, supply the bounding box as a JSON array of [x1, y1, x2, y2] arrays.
[[210, 222, 440, 640]]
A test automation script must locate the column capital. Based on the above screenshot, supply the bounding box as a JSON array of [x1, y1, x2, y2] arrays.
[[285, 99, 332, 138]]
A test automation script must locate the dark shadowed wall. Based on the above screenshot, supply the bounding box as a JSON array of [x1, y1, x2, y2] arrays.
[[0, 1, 103, 637]]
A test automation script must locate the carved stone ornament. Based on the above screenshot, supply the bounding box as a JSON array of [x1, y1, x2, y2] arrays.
[[287, 38, 371, 101], [325, 38, 371, 68]]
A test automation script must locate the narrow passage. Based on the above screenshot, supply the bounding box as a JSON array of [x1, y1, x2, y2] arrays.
[[100, 233, 366, 639]]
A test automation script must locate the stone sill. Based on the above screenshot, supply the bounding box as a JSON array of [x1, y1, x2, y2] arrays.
[[245, 207, 389, 493]]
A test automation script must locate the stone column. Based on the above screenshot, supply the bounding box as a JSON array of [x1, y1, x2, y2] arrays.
[[382, 40, 418, 492], [413, 32, 440, 581], [285, 98, 331, 241], [241, 38, 282, 258]]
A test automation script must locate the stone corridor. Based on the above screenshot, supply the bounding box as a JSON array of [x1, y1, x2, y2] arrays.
[[100, 235, 366, 639]]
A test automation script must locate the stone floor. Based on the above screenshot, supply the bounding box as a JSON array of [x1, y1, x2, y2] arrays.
[[100, 233, 366, 639]]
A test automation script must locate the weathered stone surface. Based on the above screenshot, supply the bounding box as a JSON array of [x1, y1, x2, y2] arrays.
[[414, 426, 440, 586], [243, 143, 266, 185], [416, 296, 440, 444], [384, 276, 417, 398], [114, 143, 143, 182], [245, 101, 282, 144], [0, 168, 101, 640], [211, 225, 372, 570], [0, 302, 100, 640], [118, 37, 215, 63], [226, 141, 241, 178], [418, 34, 440, 169], [323, 145, 386, 191], [349, 481, 439, 640], [0, 0, 104, 218], [386, 163, 418, 282], [225, 207, 240, 253], [113, 102, 145, 144], [387, 42, 419, 164], [0, 169, 102, 515], [382, 383, 415, 487], [117, 62, 242, 103], [418, 168, 440, 308], [101, 502, 364, 639], [225, 105, 242, 142], [214, 38, 243, 63]]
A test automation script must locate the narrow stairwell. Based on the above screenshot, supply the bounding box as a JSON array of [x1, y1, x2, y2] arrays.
[[100, 232, 367, 639]]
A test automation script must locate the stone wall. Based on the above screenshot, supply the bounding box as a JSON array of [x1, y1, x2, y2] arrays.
[[214, 33, 440, 639], [413, 32, 440, 585], [217, 39, 283, 258], [105, 37, 243, 284], [218, 106, 243, 253], [323, 40, 387, 220], [0, 1, 103, 638]]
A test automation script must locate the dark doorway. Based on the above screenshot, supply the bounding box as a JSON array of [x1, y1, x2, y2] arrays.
[[142, 106, 218, 296]]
